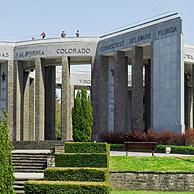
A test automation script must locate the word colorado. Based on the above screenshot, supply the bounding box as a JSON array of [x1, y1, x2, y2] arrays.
[[56, 48, 90, 54]]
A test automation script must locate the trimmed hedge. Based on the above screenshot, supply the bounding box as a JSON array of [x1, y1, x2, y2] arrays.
[[24, 181, 110, 194], [44, 167, 109, 182], [156, 145, 194, 154], [55, 153, 109, 168], [64, 142, 109, 153], [110, 144, 124, 151]]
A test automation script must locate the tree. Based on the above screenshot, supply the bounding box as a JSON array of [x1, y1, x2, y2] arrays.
[[72, 88, 93, 142], [56, 98, 61, 140], [0, 113, 15, 194]]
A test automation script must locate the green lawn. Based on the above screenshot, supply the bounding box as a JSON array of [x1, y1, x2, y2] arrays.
[[111, 191, 194, 194], [110, 156, 194, 172]]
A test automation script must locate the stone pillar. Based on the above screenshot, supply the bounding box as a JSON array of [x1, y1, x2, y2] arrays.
[[131, 46, 144, 130], [45, 66, 56, 140], [91, 56, 108, 140], [16, 62, 24, 141], [192, 65, 194, 128], [61, 57, 71, 140], [107, 56, 114, 132], [114, 51, 128, 131], [35, 58, 45, 140], [152, 33, 184, 133], [184, 71, 192, 129], [144, 60, 151, 130], [7, 60, 17, 141], [0, 63, 8, 114], [29, 78, 35, 140], [23, 71, 30, 140], [187, 87, 193, 128]]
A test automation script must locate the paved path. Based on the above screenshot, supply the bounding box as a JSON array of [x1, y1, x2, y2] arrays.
[[110, 151, 194, 157]]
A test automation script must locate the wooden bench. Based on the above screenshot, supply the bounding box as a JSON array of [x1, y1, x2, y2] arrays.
[[124, 142, 157, 156]]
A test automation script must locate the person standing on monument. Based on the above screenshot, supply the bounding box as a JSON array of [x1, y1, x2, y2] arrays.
[[75, 30, 80, 37], [40, 32, 46, 39], [61, 31, 66, 38]]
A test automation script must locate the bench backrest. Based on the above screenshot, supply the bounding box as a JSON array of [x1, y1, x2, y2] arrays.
[[124, 142, 156, 151]]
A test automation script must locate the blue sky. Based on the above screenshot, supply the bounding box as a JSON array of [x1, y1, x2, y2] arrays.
[[0, 0, 194, 44]]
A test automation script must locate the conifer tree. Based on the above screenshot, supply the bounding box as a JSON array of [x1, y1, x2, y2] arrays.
[[56, 99, 61, 139], [0, 113, 14, 194], [72, 88, 93, 142], [72, 90, 82, 141]]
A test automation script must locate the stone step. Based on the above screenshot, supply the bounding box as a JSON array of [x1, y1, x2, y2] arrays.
[[12, 150, 51, 183], [14, 165, 45, 169], [14, 185, 24, 190], [14, 190, 24, 194], [12, 158, 47, 162], [12, 160, 46, 166], [12, 149, 51, 154], [14, 169, 44, 173], [12, 154, 49, 159], [12, 152, 50, 155], [14, 179, 26, 194], [14, 177, 43, 194], [12, 155, 48, 158], [13, 158, 47, 161]]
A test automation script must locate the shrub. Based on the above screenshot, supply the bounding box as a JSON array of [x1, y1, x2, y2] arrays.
[[156, 144, 194, 154], [0, 113, 14, 194], [44, 167, 108, 182], [147, 129, 185, 146], [146, 129, 159, 143], [128, 129, 148, 142], [55, 153, 109, 168], [24, 181, 110, 194], [100, 130, 148, 144], [185, 128, 194, 145], [64, 142, 109, 153], [100, 131, 128, 144], [110, 144, 124, 151], [100, 129, 193, 146]]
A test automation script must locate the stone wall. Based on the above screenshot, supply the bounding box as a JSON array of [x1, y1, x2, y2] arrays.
[[110, 171, 194, 191], [13, 140, 65, 150]]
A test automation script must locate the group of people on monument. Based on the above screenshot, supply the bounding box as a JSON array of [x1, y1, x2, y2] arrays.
[[35, 30, 80, 40], [60, 30, 80, 38]]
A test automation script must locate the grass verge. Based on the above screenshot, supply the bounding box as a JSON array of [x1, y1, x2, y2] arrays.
[[110, 156, 194, 172]]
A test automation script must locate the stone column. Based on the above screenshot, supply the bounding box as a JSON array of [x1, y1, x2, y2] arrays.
[[131, 46, 144, 130], [45, 66, 56, 140], [61, 57, 71, 140], [107, 56, 114, 132], [16, 62, 24, 141], [0, 63, 8, 114], [35, 58, 45, 140], [188, 87, 193, 128], [29, 78, 35, 140], [152, 34, 184, 133], [192, 65, 194, 128], [23, 71, 30, 140], [7, 60, 17, 141], [91, 56, 108, 140], [114, 51, 128, 131], [144, 60, 151, 130]]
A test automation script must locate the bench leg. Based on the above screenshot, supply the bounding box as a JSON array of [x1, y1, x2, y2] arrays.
[[126, 151, 128, 156], [152, 151, 154, 156]]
